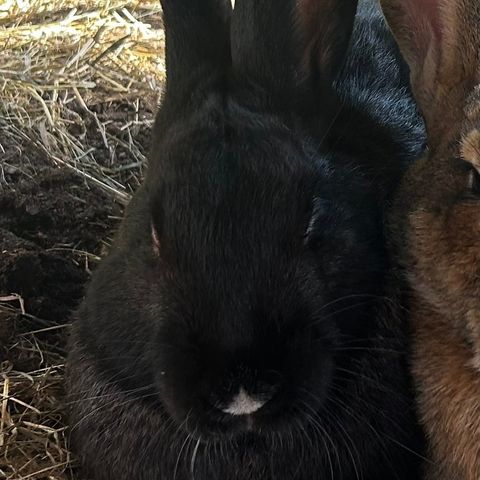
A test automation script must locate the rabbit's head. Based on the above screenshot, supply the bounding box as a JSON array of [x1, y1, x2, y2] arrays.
[[138, 0, 390, 439], [83, 0, 412, 452], [382, 0, 480, 368]]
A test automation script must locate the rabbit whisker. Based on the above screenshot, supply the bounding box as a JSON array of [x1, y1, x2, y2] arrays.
[[191, 436, 202, 478]]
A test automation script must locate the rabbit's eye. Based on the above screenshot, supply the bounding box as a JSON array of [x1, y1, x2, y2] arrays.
[[303, 197, 322, 245], [151, 222, 161, 256], [468, 167, 480, 196], [303, 197, 328, 249]]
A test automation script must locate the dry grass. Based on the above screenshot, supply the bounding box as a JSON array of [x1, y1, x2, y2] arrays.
[[1, 295, 71, 480], [0, 0, 165, 203], [0, 1, 165, 478]]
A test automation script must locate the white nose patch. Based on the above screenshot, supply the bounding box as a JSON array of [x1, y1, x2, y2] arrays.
[[222, 388, 266, 416]]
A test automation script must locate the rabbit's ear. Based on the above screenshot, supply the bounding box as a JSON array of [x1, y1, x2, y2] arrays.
[[381, 0, 480, 142], [231, 0, 358, 109], [161, 0, 231, 96], [296, 0, 359, 88]]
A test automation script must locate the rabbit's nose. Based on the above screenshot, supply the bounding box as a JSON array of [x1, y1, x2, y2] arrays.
[[221, 387, 271, 416]]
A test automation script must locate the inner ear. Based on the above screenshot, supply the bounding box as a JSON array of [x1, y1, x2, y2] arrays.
[[403, 0, 443, 44]]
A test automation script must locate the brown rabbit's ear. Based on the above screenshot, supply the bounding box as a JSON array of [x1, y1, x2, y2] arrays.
[[381, 0, 480, 142], [380, 0, 446, 130]]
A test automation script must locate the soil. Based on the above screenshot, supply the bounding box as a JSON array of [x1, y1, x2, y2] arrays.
[[0, 154, 122, 323], [0, 147, 126, 478]]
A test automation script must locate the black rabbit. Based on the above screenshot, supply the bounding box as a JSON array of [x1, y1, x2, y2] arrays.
[[67, 0, 426, 479]]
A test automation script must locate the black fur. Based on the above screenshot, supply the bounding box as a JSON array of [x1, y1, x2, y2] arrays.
[[67, 1, 426, 478]]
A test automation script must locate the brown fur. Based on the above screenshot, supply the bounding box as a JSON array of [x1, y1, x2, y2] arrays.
[[381, 0, 480, 478]]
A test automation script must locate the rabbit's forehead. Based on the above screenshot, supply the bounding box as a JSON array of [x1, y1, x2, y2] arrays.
[[156, 151, 341, 259], [159, 136, 328, 212], [164, 171, 318, 228]]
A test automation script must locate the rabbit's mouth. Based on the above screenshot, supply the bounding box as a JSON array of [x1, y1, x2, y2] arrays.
[[168, 398, 325, 442], [157, 360, 334, 442]]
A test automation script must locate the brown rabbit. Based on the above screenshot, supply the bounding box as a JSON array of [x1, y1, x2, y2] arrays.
[[380, 0, 480, 478]]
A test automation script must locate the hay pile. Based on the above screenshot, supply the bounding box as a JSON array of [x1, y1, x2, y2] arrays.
[[0, 0, 165, 202], [0, 1, 165, 478], [0, 295, 71, 479]]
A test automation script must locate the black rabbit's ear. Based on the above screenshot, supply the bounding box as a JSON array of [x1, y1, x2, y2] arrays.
[[296, 0, 359, 86], [230, 0, 298, 104], [231, 0, 358, 107], [161, 0, 232, 95]]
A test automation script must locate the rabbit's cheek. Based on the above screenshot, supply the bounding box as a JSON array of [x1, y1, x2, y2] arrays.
[[409, 206, 480, 318], [446, 203, 480, 316]]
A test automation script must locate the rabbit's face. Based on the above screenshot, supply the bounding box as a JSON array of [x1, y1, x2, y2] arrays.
[[382, 0, 480, 370], [145, 111, 383, 438], [399, 87, 480, 368]]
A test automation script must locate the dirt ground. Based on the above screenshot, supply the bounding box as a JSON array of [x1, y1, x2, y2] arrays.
[[0, 2, 163, 477], [0, 141, 150, 478]]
